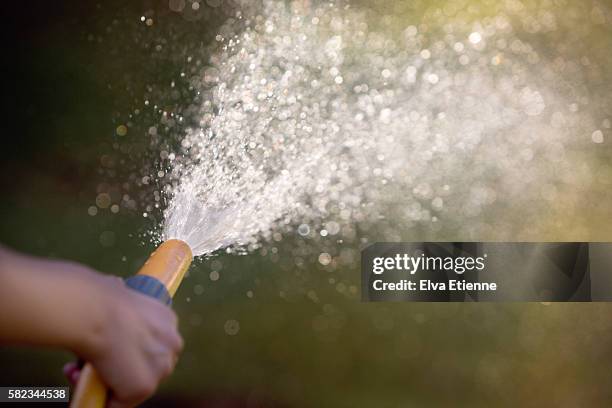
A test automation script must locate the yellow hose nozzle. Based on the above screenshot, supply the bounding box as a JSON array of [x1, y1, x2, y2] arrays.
[[70, 239, 193, 408], [135, 238, 193, 297]]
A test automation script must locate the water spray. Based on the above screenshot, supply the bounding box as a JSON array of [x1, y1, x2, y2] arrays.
[[70, 239, 193, 408]]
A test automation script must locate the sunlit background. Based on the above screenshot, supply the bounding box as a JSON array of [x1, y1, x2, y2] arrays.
[[1, 0, 612, 406]]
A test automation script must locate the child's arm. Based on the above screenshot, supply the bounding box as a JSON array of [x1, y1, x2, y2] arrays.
[[0, 245, 183, 408]]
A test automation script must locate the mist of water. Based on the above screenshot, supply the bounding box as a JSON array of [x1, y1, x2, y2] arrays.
[[161, 0, 611, 256]]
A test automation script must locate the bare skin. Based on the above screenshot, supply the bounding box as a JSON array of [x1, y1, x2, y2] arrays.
[[0, 245, 183, 408]]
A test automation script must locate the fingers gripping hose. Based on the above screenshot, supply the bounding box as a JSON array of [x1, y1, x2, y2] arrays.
[[70, 239, 193, 408]]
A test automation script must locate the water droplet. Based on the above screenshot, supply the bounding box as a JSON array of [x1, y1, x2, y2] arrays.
[[116, 125, 127, 136], [592, 130, 604, 144], [297, 224, 310, 236], [224, 319, 240, 335], [318, 252, 332, 265], [469, 32, 482, 44]]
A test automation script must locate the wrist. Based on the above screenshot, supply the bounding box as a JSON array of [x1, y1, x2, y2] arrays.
[[69, 273, 121, 362]]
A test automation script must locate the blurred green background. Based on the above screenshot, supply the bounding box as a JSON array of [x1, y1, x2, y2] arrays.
[[1, 1, 612, 407]]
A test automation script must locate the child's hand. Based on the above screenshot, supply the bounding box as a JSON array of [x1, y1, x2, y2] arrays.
[[78, 275, 184, 408], [0, 245, 183, 408]]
